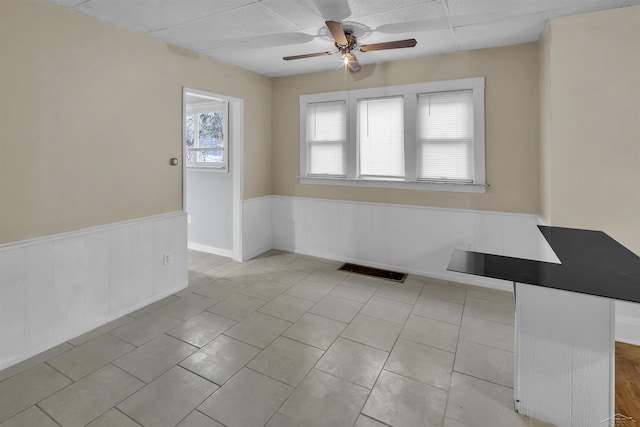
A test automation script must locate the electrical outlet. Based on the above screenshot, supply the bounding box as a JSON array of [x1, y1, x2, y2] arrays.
[[163, 252, 171, 265], [306, 223, 313, 232]]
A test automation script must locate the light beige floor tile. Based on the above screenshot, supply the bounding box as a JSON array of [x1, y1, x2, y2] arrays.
[[192, 279, 246, 301], [282, 313, 346, 350], [454, 340, 514, 388], [530, 418, 558, 427], [180, 335, 260, 385], [466, 286, 513, 305], [118, 367, 218, 427], [354, 414, 389, 427], [157, 294, 219, 321], [342, 274, 385, 287], [446, 372, 528, 427], [385, 339, 454, 390], [0, 406, 58, 427], [459, 316, 514, 352], [86, 408, 141, 427], [400, 314, 459, 353], [360, 296, 413, 324], [285, 280, 338, 302], [222, 267, 266, 285], [113, 334, 197, 383], [128, 296, 180, 319], [309, 294, 364, 323], [444, 417, 472, 427], [0, 364, 71, 423], [315, 337, 388, 389], [110, 312, 182, 346], [258, 294, 315, 323], [47, 333, 135, 381], [238, 280, 291, 301], [0, 343, 73, 382], [374, 283, 421, 304], [264, 269, 310, 286], [403, 276, 427, 288], [341, 314, 403, 351], [463, 297, 515, 325], [167, 312, 236, 347], [177, 411, 224, 427], [39, 364, 143, 427], [279, 369, 369, 427], [224, 312, 292, 348], [287, 258, 329, 273], [67, 316, 134, 346], [362, 370, 447, 427], [198, 368, 292, 427], [413, 297, 463, 325], [330, 281, 378, 303], [248, 336, 323, 387], [265, 412, 304, 427], [420, 282, 467, 304], [207, 293, 266, 321], [304, 268, 349, 286]]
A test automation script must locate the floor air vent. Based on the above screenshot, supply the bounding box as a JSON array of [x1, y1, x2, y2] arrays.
[[338, 263, 408, 283]]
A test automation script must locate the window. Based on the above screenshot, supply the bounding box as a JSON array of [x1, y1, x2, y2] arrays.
[[299, 78, 485, 192], [185, 101, 228, 170]]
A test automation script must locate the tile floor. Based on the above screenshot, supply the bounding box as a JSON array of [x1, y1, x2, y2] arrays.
[[0, 250, 556, 427]]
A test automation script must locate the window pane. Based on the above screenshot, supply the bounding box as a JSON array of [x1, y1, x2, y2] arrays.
[[418, 91, 473, 139], [309, 142, 345, 175], [186, 150, 196, 163], [307, 101, 346, 141], [198, 149, 224, 164], [419, 140, 472, 181], [418, 90, 474, 181], [185, 114, 194, 148], [199, 112, 224, 148], [358, 97, 404, 178]]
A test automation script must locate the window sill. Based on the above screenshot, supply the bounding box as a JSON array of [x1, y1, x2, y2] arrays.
[[187, 165, 228, 172], [298, 177, 487, 193]]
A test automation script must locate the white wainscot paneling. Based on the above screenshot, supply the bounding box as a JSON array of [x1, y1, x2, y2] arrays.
[[615, 300, 640, 346], [271, 196, 552, 290], [0, 212, 187, 370], [242, 196, 272, 261]]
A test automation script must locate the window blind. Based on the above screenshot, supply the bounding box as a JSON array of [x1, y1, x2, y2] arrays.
[[417, 90, 474, 182], [307, 101, 346, 176], [358, 97, 405, 178]]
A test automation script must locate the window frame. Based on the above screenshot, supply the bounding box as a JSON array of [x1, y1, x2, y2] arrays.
[[185, 101, 229, 171], [298, 77, 486, 193]]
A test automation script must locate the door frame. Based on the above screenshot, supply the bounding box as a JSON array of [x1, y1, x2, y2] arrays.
[[182, 87, 244, 261]]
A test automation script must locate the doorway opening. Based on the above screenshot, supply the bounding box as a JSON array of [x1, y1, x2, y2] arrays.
[[182, 88, 243, 261]]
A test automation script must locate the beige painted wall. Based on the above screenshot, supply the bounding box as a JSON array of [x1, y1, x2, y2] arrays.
[[271, 43, 541, 214], [540, 6, 640, 254], [0, 0, 271, 244]]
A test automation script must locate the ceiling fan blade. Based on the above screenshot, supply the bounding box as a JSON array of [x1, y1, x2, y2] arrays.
[[360, 38, 417, 52], [325, 20, 348, 47], [345, 53, 361, 73], [283, 51, 333, 61]]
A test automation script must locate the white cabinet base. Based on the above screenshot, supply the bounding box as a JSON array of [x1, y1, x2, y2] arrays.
[[514, 283, 614, 427]]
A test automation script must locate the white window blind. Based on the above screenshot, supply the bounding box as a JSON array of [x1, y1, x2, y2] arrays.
[[358, 97, 405, 178], [307, 101, 346, 176], [418, 90, 474, 182]]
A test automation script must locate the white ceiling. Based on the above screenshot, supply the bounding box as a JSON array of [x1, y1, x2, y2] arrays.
[[49, 0, 640, 77]]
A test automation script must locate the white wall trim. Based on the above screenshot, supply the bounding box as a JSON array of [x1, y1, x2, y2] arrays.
[[187, 242, 234, 258], [615, 313, 640, 346], [0, 212, 185, 251], [0, 212, 188, 371], [242, 196, 273, 261]]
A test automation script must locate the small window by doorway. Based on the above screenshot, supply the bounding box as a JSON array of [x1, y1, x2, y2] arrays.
[[184, 93, 229, 171]]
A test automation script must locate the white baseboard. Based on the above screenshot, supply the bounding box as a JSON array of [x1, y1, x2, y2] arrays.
[[188, 242, 233, 258]]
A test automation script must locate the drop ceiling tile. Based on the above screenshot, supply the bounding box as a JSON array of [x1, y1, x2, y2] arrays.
[[261, 0, 324, 30], [454, 14, 546, 51], [150, 4, 298, 51], [79, 0, 256, 32], [348, 0, 440, 20], [74, 3, 154, 33], [357, 1, 448, 32], [448, 0, 626, 27]]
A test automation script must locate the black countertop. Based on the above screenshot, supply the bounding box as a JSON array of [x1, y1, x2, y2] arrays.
[[447, 226, 640, 304]]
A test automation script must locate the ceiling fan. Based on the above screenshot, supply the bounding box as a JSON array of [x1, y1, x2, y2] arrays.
[[283, 21, 417, 72]]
